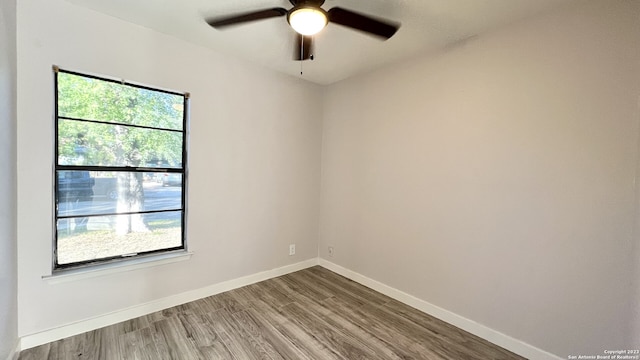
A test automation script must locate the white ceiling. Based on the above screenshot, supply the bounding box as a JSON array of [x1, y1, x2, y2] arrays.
[[63, 0, 577, 85]]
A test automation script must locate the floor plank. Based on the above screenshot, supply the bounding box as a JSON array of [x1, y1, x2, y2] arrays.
[[237, 309, 312, 360], [118, 328, 160, 360], [206, 308, 272, 360], [18, 266, 526, 360]]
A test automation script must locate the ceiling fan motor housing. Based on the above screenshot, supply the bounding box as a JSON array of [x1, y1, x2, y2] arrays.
[[289, 0, 325, 7]]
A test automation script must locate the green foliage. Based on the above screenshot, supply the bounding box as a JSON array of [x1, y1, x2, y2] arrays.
[[57, 72, 185, 168]]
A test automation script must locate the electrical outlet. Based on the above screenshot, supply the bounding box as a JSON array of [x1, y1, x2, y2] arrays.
[[328, 246, 334, 257], [289, 244, 296, 256]]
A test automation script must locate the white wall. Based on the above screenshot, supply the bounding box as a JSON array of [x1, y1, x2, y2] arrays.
[[0, 0, 18, 358], [634, 153, 640, 344], [320, 0, 640, 356], [635, 240, 640, 346], [16, 0, 322, 338]]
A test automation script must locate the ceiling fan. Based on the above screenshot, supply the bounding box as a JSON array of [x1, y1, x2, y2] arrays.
[[206, 0, 400, 61]]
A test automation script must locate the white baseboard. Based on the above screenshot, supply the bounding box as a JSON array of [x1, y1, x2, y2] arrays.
[[19, 257, 561, 360], [6, 339, 20, 360], [20, 258, 318, 351], [318, 258, 562, 360]]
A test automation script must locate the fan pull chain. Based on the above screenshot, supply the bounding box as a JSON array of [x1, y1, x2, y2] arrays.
[[300, 36, 304, 75]]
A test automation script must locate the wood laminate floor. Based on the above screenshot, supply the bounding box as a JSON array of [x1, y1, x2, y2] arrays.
[[19, 266, 525, 360]]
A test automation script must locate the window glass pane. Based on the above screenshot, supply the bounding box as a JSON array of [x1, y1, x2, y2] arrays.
[[57, 170, 182, 217], [58, 119, 183, 168], [55, 70, 186, 269], [56, 211, 183, 265], [57, 170, 95, 209], [57, 72, 183, 131]]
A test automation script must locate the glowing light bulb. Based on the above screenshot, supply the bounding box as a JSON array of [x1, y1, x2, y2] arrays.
[[288, 7, 327, 36]]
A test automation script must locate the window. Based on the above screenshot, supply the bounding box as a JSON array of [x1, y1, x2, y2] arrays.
[[54, 68, 189, 270]]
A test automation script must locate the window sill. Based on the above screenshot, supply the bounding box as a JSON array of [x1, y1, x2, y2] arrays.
[[42, 251, 193, 284]]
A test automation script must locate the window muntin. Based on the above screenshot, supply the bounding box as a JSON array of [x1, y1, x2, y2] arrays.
[[54, 69, 188, 270]]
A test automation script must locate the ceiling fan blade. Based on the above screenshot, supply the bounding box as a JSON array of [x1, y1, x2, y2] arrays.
[[294, 34, 314, 61], [206, 8, 287, 28], [327, 7, 399, 39]]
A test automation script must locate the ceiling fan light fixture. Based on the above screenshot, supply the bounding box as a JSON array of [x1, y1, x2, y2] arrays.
[[288, 7, 327, 35]]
